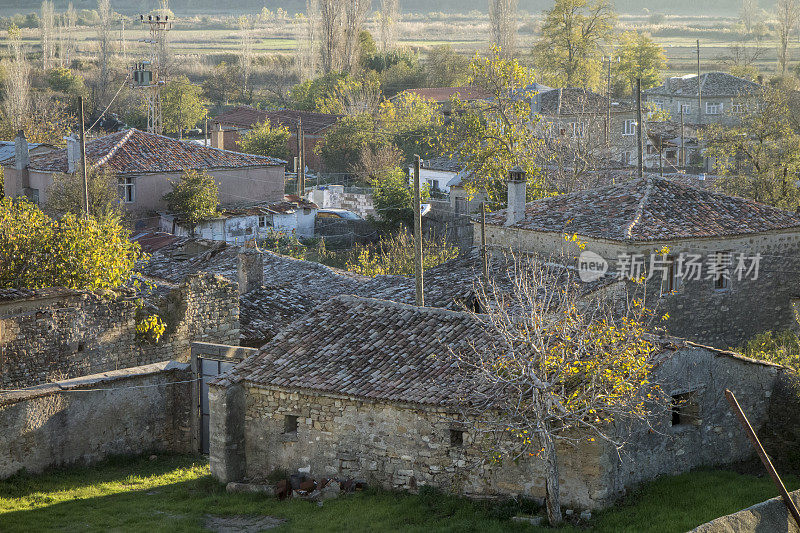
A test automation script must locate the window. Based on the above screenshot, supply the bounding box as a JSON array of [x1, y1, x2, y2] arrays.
[[705, 102, 722, 115], [449, 429, 464, 447], [680, 103, 692, 115], [283, 415, 298, 435], [118, 177, 135, 203], [258, 215, 268, 228], [623, 119, 636, 136], [666, 256, 681, 292], [454, 197, 468, 215], [671, 392, 699, 427], [621, 151, 633, 166], [712, 251, 731, 290], [731, 103, 744, 114], [569, 121, 586, 138]]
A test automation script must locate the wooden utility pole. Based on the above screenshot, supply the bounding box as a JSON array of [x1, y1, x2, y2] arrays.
[[725, 389, 800, 528], [413, 155, 424, 307], [481, 201, 488, 281], [296, 119, 304, 196], [680, 107, 685, 167], [696, 39, 702, 127], [204, 117, 208, 147], [636, 78, 644, 178], [79, 95, 89, 217]]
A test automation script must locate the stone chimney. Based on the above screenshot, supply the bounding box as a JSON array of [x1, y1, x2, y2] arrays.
[[66, 135, 80, 174], [505, 167, 527, 227], [14, 130, 29, 171], [237, 248, 263, 295], [211, 123, 224, 150]]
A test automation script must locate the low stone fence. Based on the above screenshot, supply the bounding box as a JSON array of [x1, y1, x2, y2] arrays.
[[0, 361, 194, 479], [690, 489, 800, 532]]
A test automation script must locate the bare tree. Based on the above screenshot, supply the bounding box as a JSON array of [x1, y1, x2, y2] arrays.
[[489, 0, 518, 58], [379, 0, 400, 52], [740, 0, 760, 33], [776, 0, 799, 75], [4, 25, 31, 130], [96, 0, 113, 107], [63, 2, 77, 67], [317, 0, 343, 74], [343, 0, 370, 73], [296, 1, 318, 80], [40, 1, 55, 71], [238, 15, 254, 99], [448, 252, 665, 525]]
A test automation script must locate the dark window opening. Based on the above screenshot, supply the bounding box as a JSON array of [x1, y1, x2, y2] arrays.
[[284, 415, 298, 434], [713, 251, 731, 290], [671, 392, 699, 427], [77, 342, 85, 352], [450, 429, 464, 447]]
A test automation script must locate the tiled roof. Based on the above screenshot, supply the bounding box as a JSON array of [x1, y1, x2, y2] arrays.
[[538, 87, 634, 115], [0, 287, 82, 303], [0, 141, 42, 163], [421, 154, 464, 173], [226, 295, 491, 406], [485, 176, 800, 241], [400, 86, 491, 103], [17, 129, 284, 174], [212, 106, 340, 134], [645, 72, 761, 98]]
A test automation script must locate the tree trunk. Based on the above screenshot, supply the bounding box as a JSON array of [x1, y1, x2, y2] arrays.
[[542, 433, 563, 525]]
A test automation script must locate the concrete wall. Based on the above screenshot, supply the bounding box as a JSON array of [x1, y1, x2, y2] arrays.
[[211, 384, 610, 509], [0, 361, 193, 479], [476, 224, 800, 347], [0, 273, 239, 389], [309, 186, 375, 219]]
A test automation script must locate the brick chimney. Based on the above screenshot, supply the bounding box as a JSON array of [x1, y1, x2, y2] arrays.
[[505, 167, 527, 227], [14, 130, 29, 171], [237, 248, 263, 295], [66, 135, 80, 174]]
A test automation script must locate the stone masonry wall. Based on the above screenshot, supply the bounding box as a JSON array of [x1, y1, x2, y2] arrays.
[[0, 361, 193, 479], [0, 273, 239, 389], [225, 385, 611, 509]]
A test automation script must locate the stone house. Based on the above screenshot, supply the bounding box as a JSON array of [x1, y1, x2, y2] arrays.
[[2, 128, 285, 221], [644, 72, 761, 127], [160, 195, 319, 242], [476, 175, 800, 347], [0, 133, 55, 165], [211, 107, 339, 172], [209, 294, 789, 509]]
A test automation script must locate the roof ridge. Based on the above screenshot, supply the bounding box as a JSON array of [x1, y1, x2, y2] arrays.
[[623, 177, 654, 239], [329, 293, 475, 320], [91, 128, 134, 169]]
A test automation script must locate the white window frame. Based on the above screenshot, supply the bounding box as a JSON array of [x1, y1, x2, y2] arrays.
[[118, 176, 135, 203], [623, 119, 636, 136], [258, 215, 268, 228], [705, 102, 722, 115], [731, 103, 744, 114], [680, 103, 691, 115]]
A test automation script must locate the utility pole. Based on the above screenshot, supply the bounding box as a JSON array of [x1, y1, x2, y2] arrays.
[[680, 106, 685, 168], [413, 155, 424, 307], [296, 119, 304, 196], [696, 39, 702, 127], [204, 117, 208, 146], [79, 95, 89, 218], [636, 78, 644, 178], [481, 202, 488, 281]]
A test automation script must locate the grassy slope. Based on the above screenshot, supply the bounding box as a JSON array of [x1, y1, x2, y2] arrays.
[[0, 455, 797, 532]]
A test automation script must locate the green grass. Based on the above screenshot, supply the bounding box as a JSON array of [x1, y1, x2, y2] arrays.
[[0, 454, 796, 532]]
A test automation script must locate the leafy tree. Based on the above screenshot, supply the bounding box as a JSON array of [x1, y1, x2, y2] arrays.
[[740, 329, 800, 371], [376, 92, 440, 162], [288, 71, 349, 111], [162, 76, 207, 135], [370, 166, 429, 230], [379, 59, 427, 97], [533, 0, 616, 90], [438, 47, 545, 206], [203, 62, 241, 111], [45, 167, 122, 218], [613, 31, 666, 96], [0, 93, 73, 145], [315, 72, 382, 115], [450, 252, 664, 525], [47, 67, 86, 96], [238, 119, 291, 161], [346, 232, 458, 277], [162, 170, 220, 223], [703, 86, 800, 209], [0, 197, 144, 290], [316, 113, 390, 174], [424, 45, 470, 87]]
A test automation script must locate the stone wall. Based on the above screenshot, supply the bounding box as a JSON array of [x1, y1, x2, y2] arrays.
[[423, 200, 473, 250], [0, 361, 193, 479], [477, 224, 800, 347], [211, 383, 610, 509], [690, 489, 800, 532], [0, 273, 239, 389], [609, 345, 781, 495], [309, 186, 375, 219]]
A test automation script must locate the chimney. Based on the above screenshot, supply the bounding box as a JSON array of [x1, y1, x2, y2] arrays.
[[65, 135, 80, 174], [211, 123, 224, 150], [237, 248, 263, 295], [14, 130, 29, 171], [505, 167, 527, 227]]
